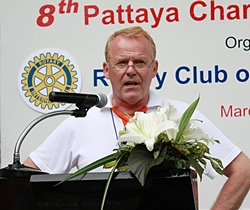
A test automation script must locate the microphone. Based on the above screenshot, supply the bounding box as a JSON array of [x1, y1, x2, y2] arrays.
[[49, 92, 108, 108]]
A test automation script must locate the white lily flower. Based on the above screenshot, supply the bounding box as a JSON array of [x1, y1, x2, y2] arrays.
[[183, 119, 214, 144], [117, 108, 179, 151], [166, 104, 181, 124], [165, 103, 214, 144], [117, 101, 214, 152], [162, 104, 214, 144]]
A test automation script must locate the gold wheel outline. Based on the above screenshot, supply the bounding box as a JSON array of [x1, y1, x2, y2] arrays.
[[21, 52, 79, 109]]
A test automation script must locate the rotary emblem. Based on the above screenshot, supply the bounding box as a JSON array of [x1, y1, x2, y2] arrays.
[[18, 50, 81, 113]]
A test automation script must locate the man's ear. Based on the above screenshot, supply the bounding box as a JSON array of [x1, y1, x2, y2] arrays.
[[103, 61, 110, 79]]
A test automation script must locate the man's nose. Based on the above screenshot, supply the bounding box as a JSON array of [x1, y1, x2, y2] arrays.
[[126, 61, 137, 74], [126, 63, 137, 75], [126, 61, 137, 71]]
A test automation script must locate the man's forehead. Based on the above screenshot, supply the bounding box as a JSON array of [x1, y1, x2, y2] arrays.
[[106, 34, 154, 62], [113, 34, 149, 43], [110, 36, 152, 55]]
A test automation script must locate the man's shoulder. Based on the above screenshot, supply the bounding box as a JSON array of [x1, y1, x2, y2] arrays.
[[148, 90, 190, 111]]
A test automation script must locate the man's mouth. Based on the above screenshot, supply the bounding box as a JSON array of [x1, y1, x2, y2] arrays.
[[124, 82, 139, 86]]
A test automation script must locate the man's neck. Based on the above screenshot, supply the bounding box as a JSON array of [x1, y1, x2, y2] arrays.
[[112, 96, 149, 116]]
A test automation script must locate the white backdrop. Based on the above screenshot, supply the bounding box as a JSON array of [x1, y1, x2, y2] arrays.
[[1, 0, 250, 209]]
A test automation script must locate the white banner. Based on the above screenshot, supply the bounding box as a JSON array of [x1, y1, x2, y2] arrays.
[[1, 0, 249, 208]]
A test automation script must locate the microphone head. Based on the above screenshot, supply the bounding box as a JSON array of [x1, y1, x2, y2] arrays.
[[96, 93, 108, 108]]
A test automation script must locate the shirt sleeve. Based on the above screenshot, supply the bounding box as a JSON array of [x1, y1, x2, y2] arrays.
[[194, 110, 241, 179], [29, 116, 78, 174]]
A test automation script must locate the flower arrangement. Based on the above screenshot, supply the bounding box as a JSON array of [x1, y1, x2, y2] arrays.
[[57, 96, 223, 210]]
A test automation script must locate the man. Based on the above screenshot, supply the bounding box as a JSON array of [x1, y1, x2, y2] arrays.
[[24, 26, 250, 209]]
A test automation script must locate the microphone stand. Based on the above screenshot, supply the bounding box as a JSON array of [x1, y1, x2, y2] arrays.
[[0, 104, 91, 178]]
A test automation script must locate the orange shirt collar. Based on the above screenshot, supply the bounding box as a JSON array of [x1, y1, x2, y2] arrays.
[[111, 105, 148, 126]]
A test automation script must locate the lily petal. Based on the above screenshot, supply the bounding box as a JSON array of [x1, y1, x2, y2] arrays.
[[166, 104, 181, 124], [153, 120, 179, 140], [183, 126, 214, 144]]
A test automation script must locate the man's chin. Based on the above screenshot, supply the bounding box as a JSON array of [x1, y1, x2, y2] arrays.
[[121, 93, 145, 104]]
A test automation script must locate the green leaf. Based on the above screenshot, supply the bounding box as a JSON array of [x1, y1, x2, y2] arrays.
[[210, 159, 223, 175], [55, 153, 117, 186], [211, 157, 224, 169], [198, 158, 207, 166], [187, 156, 204, 181], [128, 145, 168, 186], [214, 139, 220, 144], [104, 160, 116, 168], [100, 152, 128, 210], [175, 96, 200, 142]]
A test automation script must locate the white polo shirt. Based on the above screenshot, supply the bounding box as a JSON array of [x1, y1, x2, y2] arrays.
[[30, 90, 241, 179]]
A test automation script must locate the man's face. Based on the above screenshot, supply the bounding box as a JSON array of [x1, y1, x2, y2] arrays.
[[103, 35, 158, 105]]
